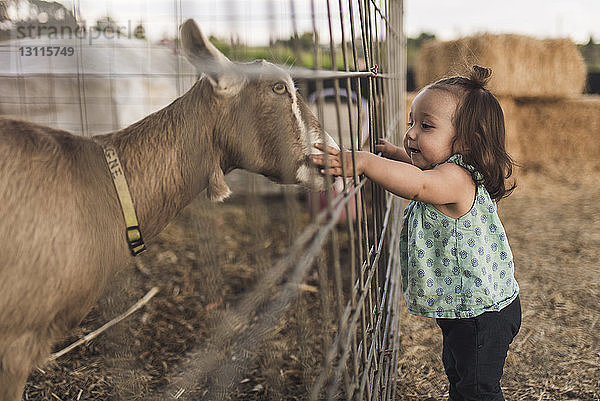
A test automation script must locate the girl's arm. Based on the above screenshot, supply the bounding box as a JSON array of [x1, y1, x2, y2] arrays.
[[312, 145, 473, 207]]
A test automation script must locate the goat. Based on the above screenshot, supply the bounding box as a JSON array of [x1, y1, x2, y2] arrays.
[[0, 19, 337, 401]]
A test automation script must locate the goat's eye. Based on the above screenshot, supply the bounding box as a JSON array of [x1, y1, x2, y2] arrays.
[[273, 82, 287, 94]]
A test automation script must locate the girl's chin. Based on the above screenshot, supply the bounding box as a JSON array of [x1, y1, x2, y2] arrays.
[[409, 152, 424, 164], [410, 154, 435, 170]]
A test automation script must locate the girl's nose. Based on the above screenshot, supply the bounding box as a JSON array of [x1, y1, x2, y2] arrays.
[[405, 126, 416, 140]]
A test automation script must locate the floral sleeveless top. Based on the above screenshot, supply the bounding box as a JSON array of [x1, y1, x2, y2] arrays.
[[400, 154, 519, 318]]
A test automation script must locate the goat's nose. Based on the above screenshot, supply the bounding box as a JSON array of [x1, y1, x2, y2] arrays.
[[312, 131, 339, 155], [324, 131, 340, 150]]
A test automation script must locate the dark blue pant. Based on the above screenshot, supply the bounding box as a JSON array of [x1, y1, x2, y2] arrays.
[[436, 296, 521, 401]]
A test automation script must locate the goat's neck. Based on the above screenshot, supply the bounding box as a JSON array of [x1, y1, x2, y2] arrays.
[[98, 81, 229, 240]]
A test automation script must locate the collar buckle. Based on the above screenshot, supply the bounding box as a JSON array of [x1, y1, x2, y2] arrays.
[[126, 225, 146, 256]]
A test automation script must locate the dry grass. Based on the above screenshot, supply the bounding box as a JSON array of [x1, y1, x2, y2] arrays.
[[23, 193, 329, 400], [23, 164, 600, 400], [416, 33, 587, 98], [22, 93, 600, 399]]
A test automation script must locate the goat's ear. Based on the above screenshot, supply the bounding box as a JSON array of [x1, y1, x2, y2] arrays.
[[180, 19, 244, 96]]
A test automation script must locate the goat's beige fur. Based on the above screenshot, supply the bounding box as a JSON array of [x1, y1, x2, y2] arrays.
[[0, 19, 335, 401]]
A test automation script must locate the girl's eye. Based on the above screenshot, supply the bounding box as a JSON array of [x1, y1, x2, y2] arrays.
[[273, 82, 287, 94], [421, 122, 433, 129]]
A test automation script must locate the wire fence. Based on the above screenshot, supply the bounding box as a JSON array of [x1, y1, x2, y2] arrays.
[[289, 1, 406, 398], [1, 0, 406, 399], [300, 1, 404, 400]]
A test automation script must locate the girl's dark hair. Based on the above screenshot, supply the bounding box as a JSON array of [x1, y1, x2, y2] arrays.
[[428, 65, 516, 201]]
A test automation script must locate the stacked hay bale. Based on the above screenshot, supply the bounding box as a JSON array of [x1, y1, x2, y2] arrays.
[[415, 33, 600, 174], [416, 33, 587, 98]]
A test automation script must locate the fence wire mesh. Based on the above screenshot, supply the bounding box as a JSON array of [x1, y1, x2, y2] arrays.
[[1, 0, 405, 399]]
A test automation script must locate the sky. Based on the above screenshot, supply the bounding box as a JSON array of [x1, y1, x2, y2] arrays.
[[404, 0, 599, 44], [8, 0, 600, 45]]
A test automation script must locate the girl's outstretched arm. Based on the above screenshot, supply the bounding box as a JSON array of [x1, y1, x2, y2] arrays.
[[311, 144, 474, 208]]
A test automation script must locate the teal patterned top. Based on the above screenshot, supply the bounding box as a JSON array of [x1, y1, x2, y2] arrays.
[[400, 154, 519, 319]]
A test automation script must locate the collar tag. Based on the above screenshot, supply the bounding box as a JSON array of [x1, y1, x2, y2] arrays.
[[102, 144, 147, 256]]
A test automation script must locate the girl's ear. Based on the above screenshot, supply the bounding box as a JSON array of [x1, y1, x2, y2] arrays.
[[451, 136, 461, 152], [451, 135, 470, 155]]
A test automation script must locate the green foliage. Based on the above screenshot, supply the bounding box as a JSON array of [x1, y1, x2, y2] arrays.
[[409, 32, 436, 47], [209, 35, 231, 56], [211, 34, 352, 70], [134, 24, 146, 40], [407, 32, 435, 69], [578, 36, 600, 72], [178, 30, 600, 75], [94, 16, 122, 35], [274, 32, 315, 51]]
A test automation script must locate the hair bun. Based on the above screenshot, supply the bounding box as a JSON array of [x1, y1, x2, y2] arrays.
[[470, 65, 492, 87]]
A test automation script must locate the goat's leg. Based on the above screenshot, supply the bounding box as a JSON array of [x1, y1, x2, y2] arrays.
[[0, 332, 48, 401]]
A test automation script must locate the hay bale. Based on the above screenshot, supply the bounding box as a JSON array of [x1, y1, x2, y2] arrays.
[[500, 95, 600, 172], [416, 33, 587, 98]]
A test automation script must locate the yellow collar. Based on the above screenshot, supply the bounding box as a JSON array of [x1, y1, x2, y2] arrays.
[[101, 144, 146, 256]]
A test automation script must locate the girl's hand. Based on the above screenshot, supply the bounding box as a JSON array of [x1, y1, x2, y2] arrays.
[[374, 138, 395, 158], [311, 143, 363, 177], [375, 138, 411, 163]]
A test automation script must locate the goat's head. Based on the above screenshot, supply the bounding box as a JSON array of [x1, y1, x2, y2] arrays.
[[180, 19, 338, 200]]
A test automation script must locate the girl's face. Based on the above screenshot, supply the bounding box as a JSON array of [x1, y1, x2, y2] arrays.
[[404, 88, 458, 170]]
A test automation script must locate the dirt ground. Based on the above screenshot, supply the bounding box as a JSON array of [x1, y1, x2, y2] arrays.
[[23, 166, 600, 400]]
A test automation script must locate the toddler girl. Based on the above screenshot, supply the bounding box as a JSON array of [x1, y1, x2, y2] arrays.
[[312, 65, 521, 401]]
